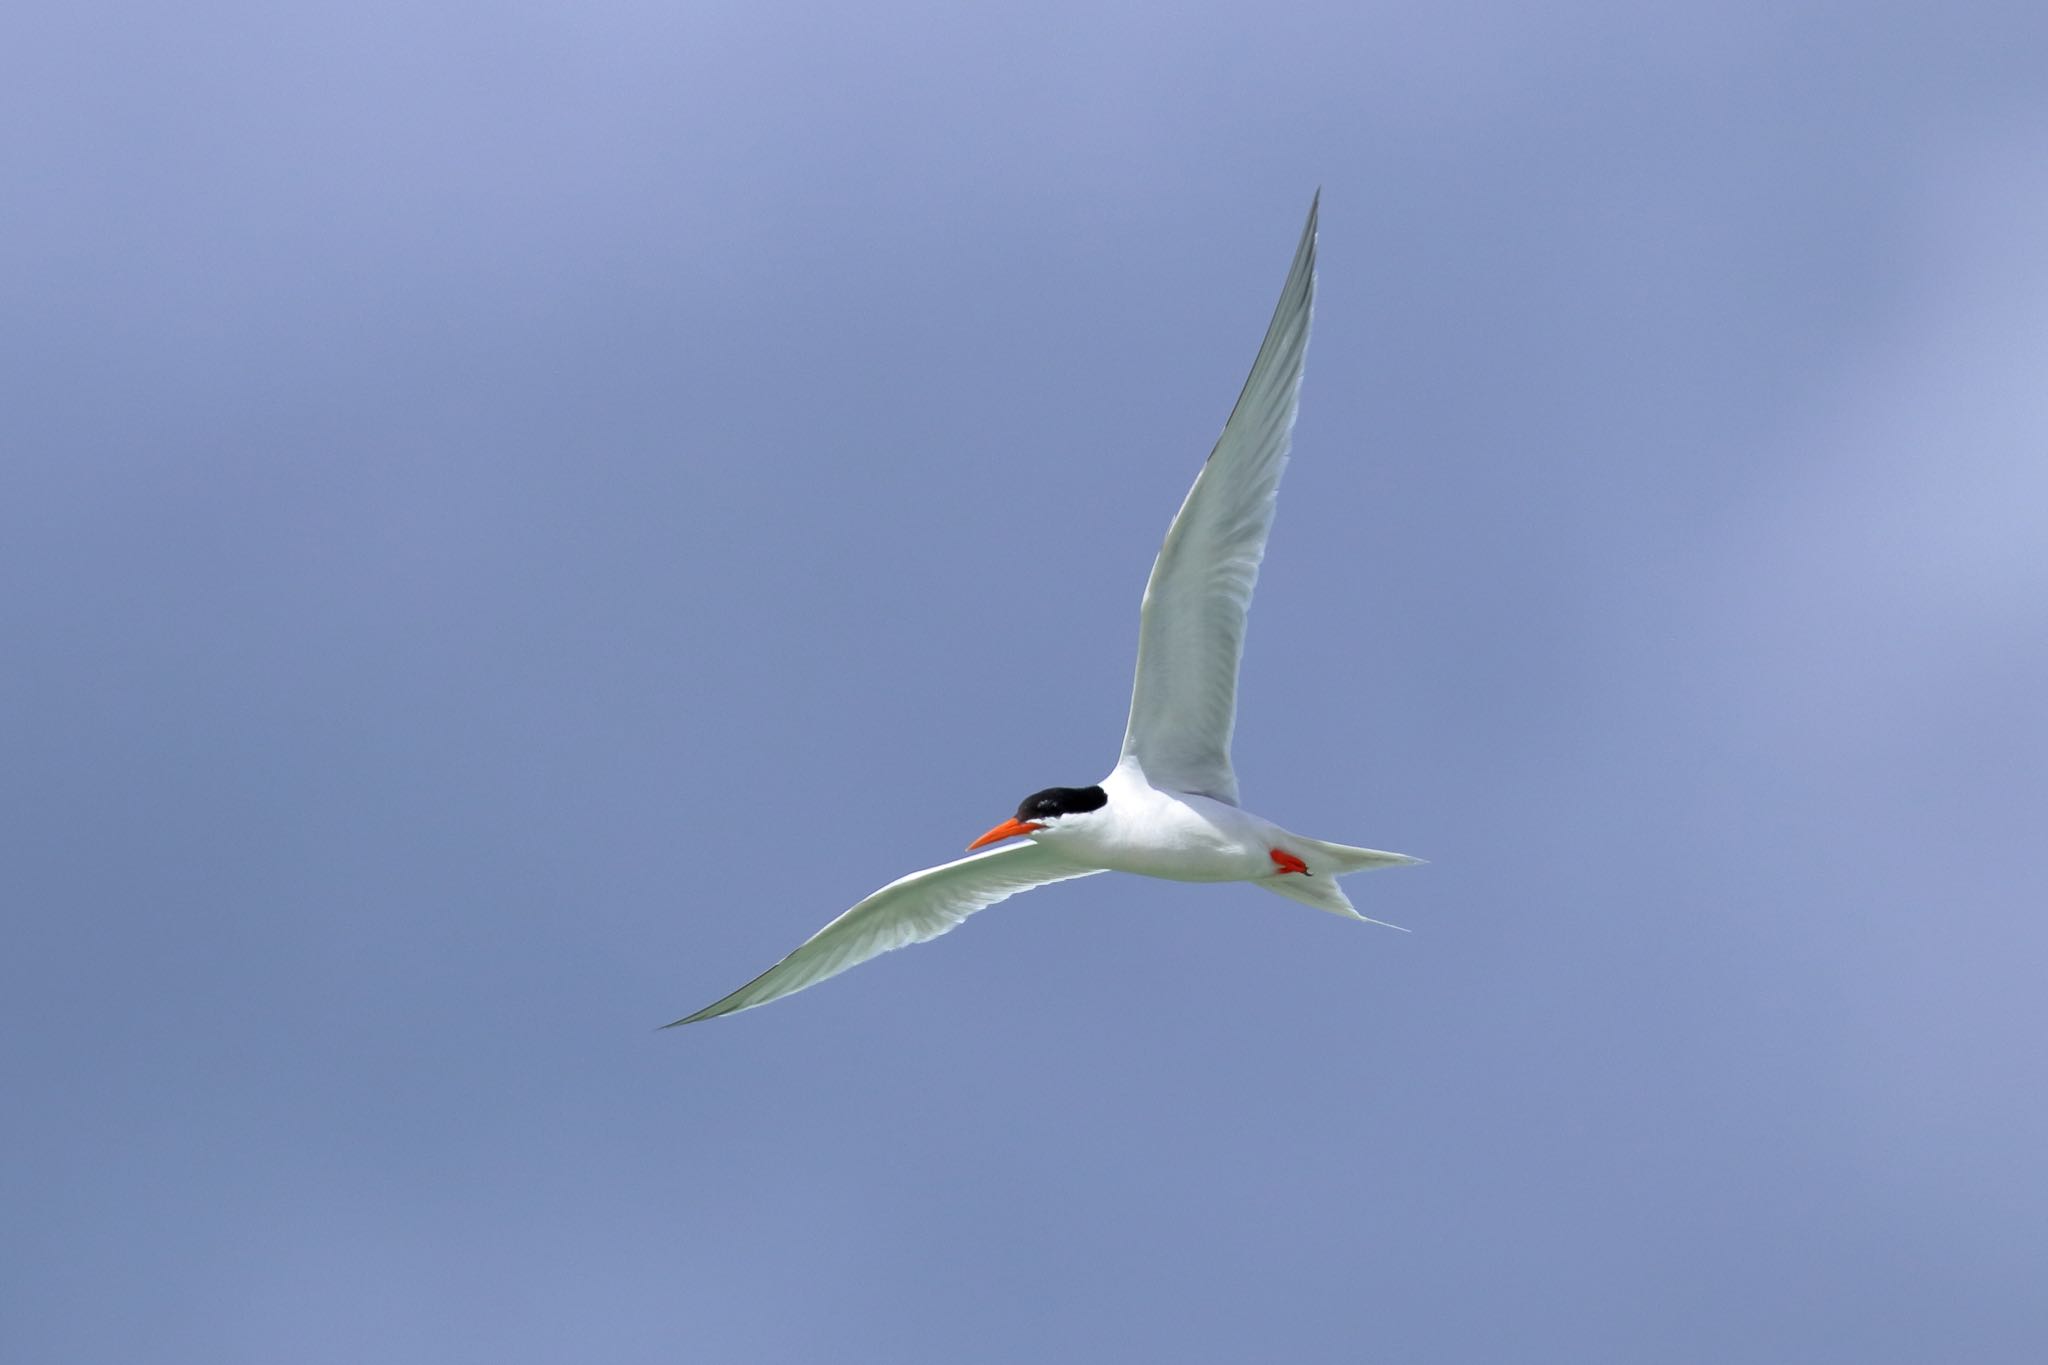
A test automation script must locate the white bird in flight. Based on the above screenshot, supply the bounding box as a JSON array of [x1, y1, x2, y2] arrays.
[[669, 193, 1419, 1027]]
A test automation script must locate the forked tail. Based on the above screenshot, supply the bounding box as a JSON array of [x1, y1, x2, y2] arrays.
[[1292, 836, 1423, 875], [1258, 836, 1421, 926]]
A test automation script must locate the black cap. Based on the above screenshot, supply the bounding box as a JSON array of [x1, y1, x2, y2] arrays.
[[1015, 785, 1108, 821]]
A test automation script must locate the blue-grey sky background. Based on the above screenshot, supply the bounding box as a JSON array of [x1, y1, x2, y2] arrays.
[[6, 3, 2046, 1361]]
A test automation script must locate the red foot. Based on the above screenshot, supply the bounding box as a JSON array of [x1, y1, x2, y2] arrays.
[[1269, 848, 1309, 876]]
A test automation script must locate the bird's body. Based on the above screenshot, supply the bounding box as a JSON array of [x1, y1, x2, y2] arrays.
[[1054, 760, 1308, 883], [670, 194, 1419, 1027], [1075, 761, 1270, 882]]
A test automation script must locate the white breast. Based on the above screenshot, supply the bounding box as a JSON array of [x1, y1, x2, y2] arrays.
[[1048, 760, 1278, 882]]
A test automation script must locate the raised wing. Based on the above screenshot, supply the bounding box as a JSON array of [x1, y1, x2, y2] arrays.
[[666, 841, 1104, 1025], [1118, 195, 1318, 805]]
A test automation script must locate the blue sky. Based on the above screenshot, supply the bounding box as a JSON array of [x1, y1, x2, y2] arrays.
[[5, 2, 2046, 1361]]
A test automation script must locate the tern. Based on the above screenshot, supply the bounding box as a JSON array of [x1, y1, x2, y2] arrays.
[[669, 193, 1419, 1027]]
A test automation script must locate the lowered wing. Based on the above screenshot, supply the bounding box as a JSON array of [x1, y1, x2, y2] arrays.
[[667, 841, 1104, 1025]]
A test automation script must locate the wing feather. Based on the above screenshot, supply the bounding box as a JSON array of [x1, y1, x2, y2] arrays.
[[1118, 195, 1319, 805], [666, 842, 1104, 1025]]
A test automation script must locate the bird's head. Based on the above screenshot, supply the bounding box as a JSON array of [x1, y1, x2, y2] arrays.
[[967, 784, 1109, 850]]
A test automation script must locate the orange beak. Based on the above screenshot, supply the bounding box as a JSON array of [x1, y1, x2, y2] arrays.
[[966, 817, 1044, 851]]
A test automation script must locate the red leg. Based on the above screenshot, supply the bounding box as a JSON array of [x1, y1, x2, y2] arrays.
[[1268, 848, 1309, 876]]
